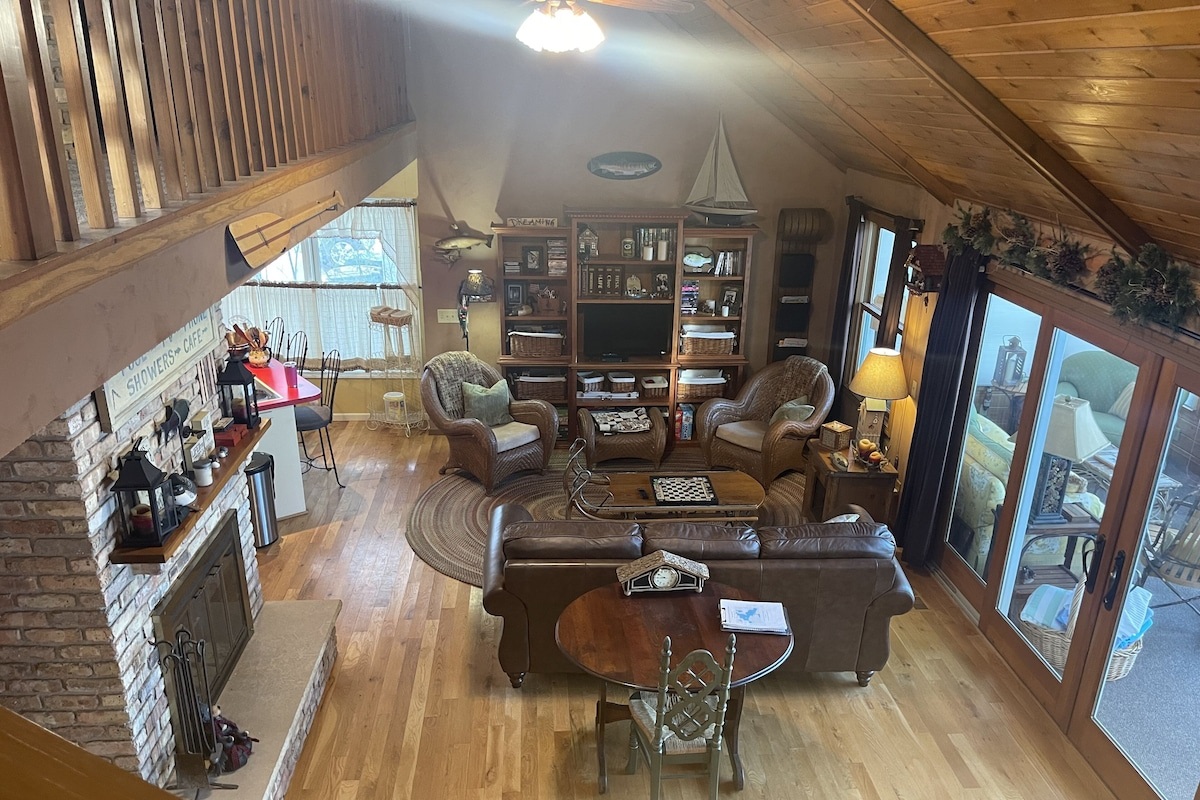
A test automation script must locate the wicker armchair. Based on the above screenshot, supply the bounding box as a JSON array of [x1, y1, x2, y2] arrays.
[[697, 356, 834, 489], [421, 351, 558, 495]]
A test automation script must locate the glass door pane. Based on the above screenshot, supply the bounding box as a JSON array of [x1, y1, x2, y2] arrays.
[[945, 295, 1042, 579], [1091, 386, 1199, 800], [996, 331, 1138, 681]]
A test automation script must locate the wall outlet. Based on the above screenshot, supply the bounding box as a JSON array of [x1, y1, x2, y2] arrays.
[[436, 308, 459, 324]]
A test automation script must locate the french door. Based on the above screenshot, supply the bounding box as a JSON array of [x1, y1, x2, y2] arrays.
[[937, 285, 1200, 798]]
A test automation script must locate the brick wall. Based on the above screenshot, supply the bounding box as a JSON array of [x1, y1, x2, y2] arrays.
[[0, 308, 263, 785]]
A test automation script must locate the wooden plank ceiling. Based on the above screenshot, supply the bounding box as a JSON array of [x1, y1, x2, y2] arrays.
[[671, 0, 1200, 264]]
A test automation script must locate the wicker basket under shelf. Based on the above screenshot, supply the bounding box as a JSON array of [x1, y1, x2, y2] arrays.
[[680, 335, 735, 356], [640, 376, 669, 398], [508, 332, 563, 358], [514, 377, 566, 402], [677, 380, 726, 402]]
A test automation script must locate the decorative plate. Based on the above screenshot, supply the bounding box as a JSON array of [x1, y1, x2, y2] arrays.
[[587, 152, 662, 181]]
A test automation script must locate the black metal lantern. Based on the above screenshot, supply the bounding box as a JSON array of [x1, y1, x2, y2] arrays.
[[992, 335, 1027, 388], [111, 439, 183, 547], [217, 356, 260, 429]]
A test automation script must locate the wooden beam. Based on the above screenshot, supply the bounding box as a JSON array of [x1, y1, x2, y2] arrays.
[[136, 0, 186, 201], [210, 0, 251, 176], [702, 0, 956, 204], [195, 0, 238, 182], [842, 0, 1152, 253], [176, 0, 222, 187], [157, 0, 204, 192], [81, 0, 141, 218], [16, 0, 78, 241], [228, 0, 266, 172], [111, 0, 165, 209]]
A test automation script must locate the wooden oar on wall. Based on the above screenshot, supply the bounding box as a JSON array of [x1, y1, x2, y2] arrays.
[[228, 191, 344, 269]]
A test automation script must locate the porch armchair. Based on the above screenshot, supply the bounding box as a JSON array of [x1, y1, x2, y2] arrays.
[[697, 356, 834, 488], [420, 351, 557, 494]]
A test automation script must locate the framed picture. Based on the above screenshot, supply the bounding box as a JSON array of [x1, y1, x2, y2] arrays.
[[652, 271, 672, 297], [721, 285, 742, 313], [522, 246, 545, 274], [505, 283, 524, 311]]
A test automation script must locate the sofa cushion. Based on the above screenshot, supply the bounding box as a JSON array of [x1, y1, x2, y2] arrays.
[[503, 521, 643, 559], [642, 524, 760, 560], [758, 522, 895, 559]]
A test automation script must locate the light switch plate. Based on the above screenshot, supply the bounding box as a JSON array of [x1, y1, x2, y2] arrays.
[[436, 308, 458, 324]]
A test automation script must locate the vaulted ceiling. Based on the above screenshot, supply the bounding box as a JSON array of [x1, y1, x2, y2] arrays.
[[664, 0, 1200, 263]]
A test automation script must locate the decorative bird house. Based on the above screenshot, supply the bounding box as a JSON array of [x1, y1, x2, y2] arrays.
[[111, 439, 183, 547], [904, 244, 947, 297], [578, 225, 600, 259], [217, 356, 260, 429]]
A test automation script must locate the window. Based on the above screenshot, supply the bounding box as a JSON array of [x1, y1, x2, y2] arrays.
[[223, 203, 422, 372], [845, 214, 915, 381]]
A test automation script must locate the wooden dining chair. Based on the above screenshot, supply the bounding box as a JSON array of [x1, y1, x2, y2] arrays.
[[618, 634, 736, 800]]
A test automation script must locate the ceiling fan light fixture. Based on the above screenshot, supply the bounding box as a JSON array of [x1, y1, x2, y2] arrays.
[[517, 1, 605, 54]]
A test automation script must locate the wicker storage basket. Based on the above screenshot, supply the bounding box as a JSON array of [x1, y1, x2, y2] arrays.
[[607, 372, 636, 393], [640, 375, 669, 398], [680, 333, 735, 356], [677, 380, 726, 402], [1017, 583, 1142, 681], [515, 375, 566, 401], [508, 331, 563, 358]]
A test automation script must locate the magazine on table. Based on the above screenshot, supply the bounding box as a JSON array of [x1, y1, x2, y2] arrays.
[[719, 599, 790, 635]]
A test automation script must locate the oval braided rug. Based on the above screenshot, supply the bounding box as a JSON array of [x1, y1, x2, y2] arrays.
[[406, 454, 807, 587]]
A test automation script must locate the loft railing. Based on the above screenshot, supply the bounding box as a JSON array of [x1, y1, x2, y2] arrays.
[[0, 0, 409, 262]]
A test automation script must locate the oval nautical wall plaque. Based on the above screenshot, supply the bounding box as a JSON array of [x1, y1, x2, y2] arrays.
[[587, 151, 662, 181]]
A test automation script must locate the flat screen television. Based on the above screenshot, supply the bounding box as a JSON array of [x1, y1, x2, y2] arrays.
[[579, 304, 674, 359]]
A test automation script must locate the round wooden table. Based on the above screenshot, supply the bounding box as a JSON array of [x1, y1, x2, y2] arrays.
[[555, 581, 793, 791]]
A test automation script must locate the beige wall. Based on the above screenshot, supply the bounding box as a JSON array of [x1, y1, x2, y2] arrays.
[[405, 2, 854, 371]]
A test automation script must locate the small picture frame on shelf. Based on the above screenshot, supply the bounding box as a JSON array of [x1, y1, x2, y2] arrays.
[[505, 283, 524, 312], [652, 271, 672, 298], [720, 285, 742, 314], [522, 246, 545, 274]]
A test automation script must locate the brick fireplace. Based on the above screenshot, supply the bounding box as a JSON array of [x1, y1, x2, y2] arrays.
[[0, 330, 263, 784]]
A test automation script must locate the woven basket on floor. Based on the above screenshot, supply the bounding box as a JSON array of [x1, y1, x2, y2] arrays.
[[1018, 582, 1142, 681]]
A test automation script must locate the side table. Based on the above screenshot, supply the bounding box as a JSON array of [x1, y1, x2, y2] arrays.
[[576, 407, 667, 469], [803, 440, 898, 524], [1007, 508, 1100, 619]]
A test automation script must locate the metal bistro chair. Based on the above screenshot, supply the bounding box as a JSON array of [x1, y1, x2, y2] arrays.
[[619, 634, 736, 800], [1138, 487, 1200, 616], [285, 330, 309, 370], [296, 350, 345, 488], [263, 316, 285, 360]]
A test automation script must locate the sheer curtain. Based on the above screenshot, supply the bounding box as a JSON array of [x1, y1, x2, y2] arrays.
[[223, 203, 422, 372]]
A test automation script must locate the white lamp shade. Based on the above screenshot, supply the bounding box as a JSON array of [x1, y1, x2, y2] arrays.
[[516, 1, 605, 53], [1044, 396, 1109, 461], [849, 347, 909, 401]]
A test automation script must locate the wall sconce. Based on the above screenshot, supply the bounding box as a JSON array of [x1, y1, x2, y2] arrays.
[[904, 244, 947, 301], [457, 269, 495, 351]]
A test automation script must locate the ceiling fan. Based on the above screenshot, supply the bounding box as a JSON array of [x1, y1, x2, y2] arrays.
[[517, 0, 694, 53]]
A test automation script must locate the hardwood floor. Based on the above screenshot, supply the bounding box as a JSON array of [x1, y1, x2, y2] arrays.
[[260, 423, 1116, 799]]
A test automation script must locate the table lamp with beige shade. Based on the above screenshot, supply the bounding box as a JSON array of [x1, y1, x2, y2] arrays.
[[848, 347, 909, 447], [1028, 395, 1110, 524]]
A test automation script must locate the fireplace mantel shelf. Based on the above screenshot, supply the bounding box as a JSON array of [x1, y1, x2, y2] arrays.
[[110, 419, 272, 565]]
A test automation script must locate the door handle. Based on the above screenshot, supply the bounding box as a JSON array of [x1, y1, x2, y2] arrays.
[[1103, 550, 1127, 611], [1083, 535, 1106, 594]]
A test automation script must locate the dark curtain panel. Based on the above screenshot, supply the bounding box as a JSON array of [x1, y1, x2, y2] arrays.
[[894, 247, 988, 566], [828, 197, 866, 388]]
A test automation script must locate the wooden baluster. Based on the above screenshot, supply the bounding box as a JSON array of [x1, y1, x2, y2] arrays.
[[297, 0, 326, 152], [195, 0, 237, 182], [209, 0, 250, 177], [263, 0, 296, 162], [176, 0, 222, 187], [157, 0, 203, 193], [227, 0, 264, 172], [80, 0, 141, 219], [0, 13, 56, 260], [136, 0, 186, 201], [14, 0, 78, 242], [110, 0, 165, 209], [276, 0, 308, 158], [47, 0, 114, 229], [243, 0, 278, 167]]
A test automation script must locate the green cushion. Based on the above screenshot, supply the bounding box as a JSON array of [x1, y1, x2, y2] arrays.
[[462, 380, 514, 426], [770, 398, 814, 426]]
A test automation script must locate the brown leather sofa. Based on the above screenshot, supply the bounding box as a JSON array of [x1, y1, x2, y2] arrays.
[[483, 503, 914, 689]]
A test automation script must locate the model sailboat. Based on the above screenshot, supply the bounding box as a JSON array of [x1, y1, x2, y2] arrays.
[[684, 116, 757, 223]]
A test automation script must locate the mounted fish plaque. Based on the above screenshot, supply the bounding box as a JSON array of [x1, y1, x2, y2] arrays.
[[587, 151, 662, 181]]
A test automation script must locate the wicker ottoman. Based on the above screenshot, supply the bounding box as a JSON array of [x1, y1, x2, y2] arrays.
[[577, 407, 667, 469]]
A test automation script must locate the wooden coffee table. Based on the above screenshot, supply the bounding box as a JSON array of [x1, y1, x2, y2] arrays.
[[564, 443, 765, 522]]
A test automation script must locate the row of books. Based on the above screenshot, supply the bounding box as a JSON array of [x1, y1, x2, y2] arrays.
[[547, 238, 568, 277], [503, 258, 521, 275], [582, 264, 625, 296], [713, 250, 744, 276]]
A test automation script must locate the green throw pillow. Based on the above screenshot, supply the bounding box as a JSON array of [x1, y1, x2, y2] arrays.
[[462, 380, 514, 426], [770, 398, 815, 426]]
